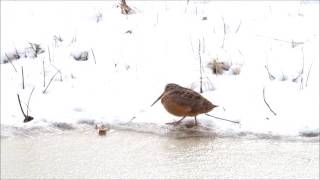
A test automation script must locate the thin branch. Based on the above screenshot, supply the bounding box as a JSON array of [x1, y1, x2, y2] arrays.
[[47, 46, 52, 62], [91, 48, 96, 64], [221, 17, 226, 48], [127, 116, 136, 124], [305, 61, 313, 87], [256, 34, 304, 48], [265, 65, 275, 80], [202, 36, 205, 54], [21, 66, 25, 89], [292, 47, 305, 83], [263, 87, 277, 116], [5, 53, 17, 72], [14, 47, 20, 59], [301, 47, 304, 74], [26, 87, 35, 117], [198, 39, 203, 93], [50, 64, 63, 81], [43, 70, 59, 94], [17, 94, 27, 118], [43, 59, 46, 87], [235, 20, 242, 34], [205, 113, 240, 124], [189, 36, 196, 59], [155, 12, 159, 25]]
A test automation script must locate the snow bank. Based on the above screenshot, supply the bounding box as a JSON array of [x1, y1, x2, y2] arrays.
[[1, 1, 319, 139]]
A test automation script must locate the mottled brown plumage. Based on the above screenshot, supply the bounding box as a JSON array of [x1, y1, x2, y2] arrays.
[[151, 83, 218, 125]]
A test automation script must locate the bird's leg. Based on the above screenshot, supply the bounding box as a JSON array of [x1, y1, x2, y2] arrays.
[[194, 116, 198, 126], [166, 116, 186, 126]]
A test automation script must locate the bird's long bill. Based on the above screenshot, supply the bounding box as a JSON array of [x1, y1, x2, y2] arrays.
[[151, 92, 165, 107]]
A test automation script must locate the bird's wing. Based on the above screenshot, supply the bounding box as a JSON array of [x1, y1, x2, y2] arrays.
[[167, 90, 200, 107]]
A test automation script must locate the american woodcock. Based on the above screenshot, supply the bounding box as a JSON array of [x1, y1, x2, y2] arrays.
[[151, 83, 218, 125]]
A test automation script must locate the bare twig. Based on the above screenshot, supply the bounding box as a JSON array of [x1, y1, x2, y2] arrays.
[[127, 116, 136, 124], [42, 59, 46, 87], [198, 39, 203, 93], [26, 87, 35, 117], [256, 34, 304, 48], [14, 47, 20, 59], [21, 66, 25, 89], [5, 53, 17, 72], [91, 48, 96, 64], [43, 70, 59, 94], [189, 36, 196, 58], [235, 20, 242, 34], [305, 61, 313, 87], [205, 113, 240, 124], [263, 87, 277, 116], [17, 94, 27, 118], [301, 47, 305, 74], [202, 36, 205, 54], [221, 17, 226, 48], [292, 47, 305, 83], [155, 12, 159, 25], [71, 34, 77, 44], [265, 65, 275, 80], [50, 64, 63, 81], [47, 46, 52, 62], [17, 94, 34, 123]]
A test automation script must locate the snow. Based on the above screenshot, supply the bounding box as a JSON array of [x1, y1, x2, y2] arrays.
[[1, 1, 319, 139]]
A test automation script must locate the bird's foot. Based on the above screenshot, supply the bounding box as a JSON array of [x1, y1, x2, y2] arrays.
[[165, 121, 182, 126]]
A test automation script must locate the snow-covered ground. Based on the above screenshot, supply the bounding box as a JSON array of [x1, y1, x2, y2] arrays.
[[1, 1, 319, 139]]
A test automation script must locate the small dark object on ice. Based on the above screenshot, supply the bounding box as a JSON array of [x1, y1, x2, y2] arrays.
[[96, 124, 109, 136], [98, 127, 108, 136]]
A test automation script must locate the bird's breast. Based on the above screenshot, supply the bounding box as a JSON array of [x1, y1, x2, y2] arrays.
[[161, 96, 193, 117]]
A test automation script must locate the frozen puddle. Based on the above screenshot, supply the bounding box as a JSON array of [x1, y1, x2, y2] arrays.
[[1, 130, 319, 179], [2, 120, 319, 140]]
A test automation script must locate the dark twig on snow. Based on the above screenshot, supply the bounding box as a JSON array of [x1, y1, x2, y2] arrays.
[[292, 47, 305, 88], [263, 87, 277, 116], [5, 53, 17, 73], [256, 34, 304, 48], [50, 64, 63, 81], [43, 70, 59, 94], [305, 61, 313, 87], [42, 59, 46, 87], [205, 113, 240, 124], [17, 94, 26, 118], [47, 46, 52, 62], [26, 87, 35, 117], [91, 48, 96, 64], [198, 39, 203, 93], [14, 47, 20, 59], [265, 65, 275, 80], [17, 94, 34, 123], [221, 17, 226, 48], [21, 66, 25, 89], [235, 20, 242, 34]]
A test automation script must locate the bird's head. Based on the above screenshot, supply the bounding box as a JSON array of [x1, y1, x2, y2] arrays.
[[151, 83, 181, 107]]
